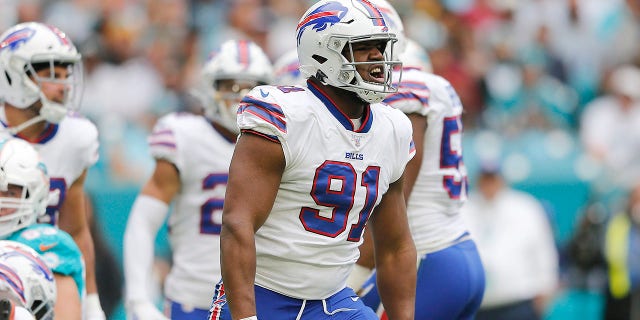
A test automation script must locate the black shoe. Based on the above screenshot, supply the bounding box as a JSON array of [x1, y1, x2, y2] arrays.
[[0, 299, 13, 320]]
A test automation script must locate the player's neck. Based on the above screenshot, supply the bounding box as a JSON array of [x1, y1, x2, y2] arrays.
[[310, 77, 367, 119], [3, 104, 48, 140]]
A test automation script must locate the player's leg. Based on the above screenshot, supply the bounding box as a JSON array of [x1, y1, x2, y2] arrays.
[[414, 239, 485, 319], [455, 240, 486, 319]]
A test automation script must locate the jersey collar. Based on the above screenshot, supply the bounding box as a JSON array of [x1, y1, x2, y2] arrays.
[[307, 80, 373, 133], [0, 118, 59, 144]]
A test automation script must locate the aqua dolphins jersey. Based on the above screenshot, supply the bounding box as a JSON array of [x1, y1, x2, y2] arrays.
[[8, 224, 85, 297]]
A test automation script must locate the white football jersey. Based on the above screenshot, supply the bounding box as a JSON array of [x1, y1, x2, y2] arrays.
[[0, 109, 99, 226], [384, 68, 468, 254], [148, 112, 235, 308], [237, 82, 414, 299]]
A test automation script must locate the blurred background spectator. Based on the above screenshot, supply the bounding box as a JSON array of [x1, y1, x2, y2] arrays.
[[602, 183, 640, 320], [2, 0, 639, 318], [462, 163, 559, 320], [579, 64, 640, 190]]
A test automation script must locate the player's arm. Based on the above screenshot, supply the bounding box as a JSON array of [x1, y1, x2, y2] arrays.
[[53, 274, 81, 320], [56, 169, 103, 318], [403, 113, 427, 200], [220, 132, 285, 319], [369, 174, 416, 320], [123, 159, 179, 319]]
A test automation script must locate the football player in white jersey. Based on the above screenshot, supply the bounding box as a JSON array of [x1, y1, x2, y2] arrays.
[[209, 0, 416, 319], [123, 39, 273, 320], [348, 1, 486, 319], [0, 22, 104, 320], [0, 138, 86, 319]]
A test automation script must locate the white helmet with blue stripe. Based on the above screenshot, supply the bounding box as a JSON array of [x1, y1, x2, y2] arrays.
[[296, 0, 401, 103], [0, 240, 56, 320], [0, 138, 49, 239], [199, 39, 273, 133], [0, 22, 83, 131]]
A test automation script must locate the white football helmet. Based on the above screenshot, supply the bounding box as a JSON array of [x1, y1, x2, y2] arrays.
[[0, 22, 83, 127], [0, 241, 56, 320], [0, 138, 49, 238], [368, 0, 405, 58], [296, 0, 401, 103], [400, 38, 433, 73], [200, 39, 273, 134], [273, 49, 306, 86]]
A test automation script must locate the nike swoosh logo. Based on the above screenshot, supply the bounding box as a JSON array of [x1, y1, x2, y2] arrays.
[[39, 242, 57, 252], [260, 89, 269, 98], [350, 296, 359, 302]]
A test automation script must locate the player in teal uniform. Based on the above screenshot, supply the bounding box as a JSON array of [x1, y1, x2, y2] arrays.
[[0, 138, 84, 319]]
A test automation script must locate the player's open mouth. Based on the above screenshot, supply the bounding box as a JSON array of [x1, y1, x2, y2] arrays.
[[368, 65, 384, 83]]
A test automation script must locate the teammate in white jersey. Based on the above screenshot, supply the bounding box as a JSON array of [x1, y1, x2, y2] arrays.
[[0, 22, 104, 320], [273, 49, 305, 86], [0, 138, 86, 319], [210, 0, 416, 319], [123, 39, 273, 320], [349, 1, 486, 319]]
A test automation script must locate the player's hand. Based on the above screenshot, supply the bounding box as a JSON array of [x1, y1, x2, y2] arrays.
[[84, 294, 107, 320], [128, 301, 170, 320]]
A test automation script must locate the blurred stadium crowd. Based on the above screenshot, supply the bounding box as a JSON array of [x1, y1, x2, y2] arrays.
[[2, 0, 640, 319]]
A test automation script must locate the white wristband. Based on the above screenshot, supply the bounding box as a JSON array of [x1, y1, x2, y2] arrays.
[[85, 293, 106, 319], [240, 317, 258, 320], [346, 264, 373, 290]]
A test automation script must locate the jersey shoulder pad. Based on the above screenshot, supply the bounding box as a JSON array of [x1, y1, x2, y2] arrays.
[[148, 112, 198, 163], [237, 85, 290, 142], [59, 115, 99, 167], [425, 74, 463, 114], [385, 69, 430, 116]]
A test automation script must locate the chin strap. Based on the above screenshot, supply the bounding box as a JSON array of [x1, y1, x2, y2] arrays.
[[4, 115, 46, 135], [2, 93, 66, 135]]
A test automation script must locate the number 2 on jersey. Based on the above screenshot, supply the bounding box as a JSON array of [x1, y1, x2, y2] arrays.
[[200, 173, 228, 234], [44, 178, 66, 225], [299, 161, 380, 242]]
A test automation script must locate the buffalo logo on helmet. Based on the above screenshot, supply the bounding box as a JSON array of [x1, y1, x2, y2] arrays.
[[0, 28, 35, 51], [296, 1, 349, 44]]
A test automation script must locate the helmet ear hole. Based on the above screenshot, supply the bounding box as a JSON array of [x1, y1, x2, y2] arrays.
[[312, 55, 327, 64]]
